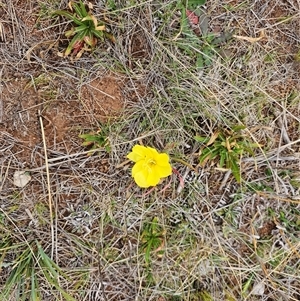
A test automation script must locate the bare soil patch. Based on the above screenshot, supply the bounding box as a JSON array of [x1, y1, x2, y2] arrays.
[[80, 74, 125, 123], [1, 73, 125, 165]]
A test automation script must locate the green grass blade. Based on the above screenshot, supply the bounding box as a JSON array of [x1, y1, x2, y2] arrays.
[[72, 24, 89, 34], [194, 135, 210, 143], [42, 269, 77, 301], [199, 147, 213, 163], [219, 150, 227, 168], [31, 267, 40, 301], [52, 10, 83, 26], [71, 2, 84, 19], [91, 28, 104, 39], [38, 243, 70, 280], [228, 153, 241, 183], [37, 243, 76, 301], [79, 0, 88, 17], [0, 247, 33, 300]]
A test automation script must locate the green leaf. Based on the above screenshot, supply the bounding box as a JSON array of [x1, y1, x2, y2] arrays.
[[31, 268, 41, 301], [65, 28, 75, 38], [107, 0, 116, 10], [199, 147, 213, 163], [0, 246, 33, 299], [79, 134, 106, 144], [141, 217, 164, 265], [71, 2, 84, 18], [91, 28, 104, 39], [242, 275, 253, 296], [232, 124, 246, 132], [196, 54, 204, 68], [228, 153, 241, 183], [65, 24, 88, 38], [72, 1, 88, 18], [52, 10, 83, 26], [194, 135, 210, 143], [199, 290, 213, 301], [37, 244, 76, 301], [79, 134, 97, 141], [209, 148, 221, 160], [42, 269, 77, 301], [79, 0, 88, 17], [188, 0, 206, 4], [72, 24, 89, 33], [202, 45, 214, 66], [219, 150, 227, 168], [81, 15, 94, 22]]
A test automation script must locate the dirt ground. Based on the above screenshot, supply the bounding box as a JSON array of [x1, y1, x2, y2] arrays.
[[1, 0, 300, 300], [1, 1, 299, 181], [1, 74, 124, 156]]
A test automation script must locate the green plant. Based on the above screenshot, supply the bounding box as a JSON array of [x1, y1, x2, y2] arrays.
[[141, 217, 165, 265], [177, 0, 207, 38], [195, 126, 260, 183], [79, 129, 111, 153], [178, 0, 206, 40], [53, 0, 114, 57], [279, 209, 300, 231], [0, 241, 76, 301], [176, 0, 232, 68], [106, 0, 117, 10]]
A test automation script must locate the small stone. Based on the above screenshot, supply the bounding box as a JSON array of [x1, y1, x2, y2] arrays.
[[13, 171, 31, 188]]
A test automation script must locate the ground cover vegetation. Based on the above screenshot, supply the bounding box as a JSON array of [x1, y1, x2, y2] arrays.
[[0, 0, 299, 300]]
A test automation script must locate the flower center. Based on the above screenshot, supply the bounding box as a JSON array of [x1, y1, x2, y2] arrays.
[[144, 158, 156, 172]]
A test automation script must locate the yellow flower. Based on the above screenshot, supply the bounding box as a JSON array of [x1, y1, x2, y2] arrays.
[[127, 145, 172, 188]]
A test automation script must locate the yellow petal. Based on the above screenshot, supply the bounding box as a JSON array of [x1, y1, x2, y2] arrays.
[[127, 151, 139, 162], [134, 171, 149, 187], [156, 153, 171, 166], [132, 160, 145, 177], [146, 170, 161, 187], [132, 163, 150, 188], [127, 145, 147, 162], [132, 161, 160, 188], [127, 145, 172, 188], [147, 146, 160, 157], [153, 164, 172, 178]]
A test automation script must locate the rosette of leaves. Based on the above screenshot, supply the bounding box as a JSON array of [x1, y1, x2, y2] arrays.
[[195, 126, 260, 183], [79, 129, 111, 154], [53, 1, 114, 57]]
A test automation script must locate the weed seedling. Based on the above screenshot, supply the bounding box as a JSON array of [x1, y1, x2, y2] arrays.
[[195, 126, 260, 182], [53, 0, 114, 57], [79, 128, 111, 154], [141, 217, 165, 265]]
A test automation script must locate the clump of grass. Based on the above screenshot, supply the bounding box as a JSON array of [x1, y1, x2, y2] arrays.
[[0, 240, 76, 301]]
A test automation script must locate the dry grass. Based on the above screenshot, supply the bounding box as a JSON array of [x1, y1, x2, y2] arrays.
[[0, 0, 300, 300]]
